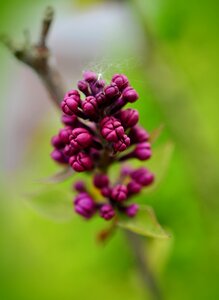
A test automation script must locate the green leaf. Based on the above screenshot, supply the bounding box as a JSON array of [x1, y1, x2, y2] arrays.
[[117, 205, 170, 239], [24, 186, 74, 222], [143, 141, 174, 194]]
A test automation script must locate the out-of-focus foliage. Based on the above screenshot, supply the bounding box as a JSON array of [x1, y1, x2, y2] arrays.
[[0, 0, 219, 300]]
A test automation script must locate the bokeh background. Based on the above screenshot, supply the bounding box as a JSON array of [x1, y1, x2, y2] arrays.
[[0, 0, 219, 299]]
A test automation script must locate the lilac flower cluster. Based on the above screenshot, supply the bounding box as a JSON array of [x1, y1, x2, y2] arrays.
[[51, 71, 154, 220]]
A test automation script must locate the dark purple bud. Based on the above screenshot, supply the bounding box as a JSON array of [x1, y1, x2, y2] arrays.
[[101, 187, 111, 198], [59, 127, 72, 144], [69, 152, 93, 172], [96, 92, 106, 106], [61, 90, 81, 115], [127, 181, 142, 195], [118, 109, 139, 128], [104, 83, 120, 100], [90, 79, 105, 96], [93, 173, 109, 189], [122, 86, 138, 103], [50, 149, 68, 164], [100, 116, 125, 142], [111, 74, 129, 91], [61, 114, 77, 127], [125, 204, 139, 217], [111, 184, 128, 202], [69, 128, 92, 150], [74, 181, 86, 192], [51, 135, 65, 149], [63, 144, 77, 156], [82, 96, 98, 118], [74, 193, 96, 219], [131, 168, 154, 186], [129, 126, 150, 144], [134, 142, 152, 160], [99, 204, 115, 220], [114, 134, 130, 152], [77, 80, 91, 96], [83, 70, 97, 83]]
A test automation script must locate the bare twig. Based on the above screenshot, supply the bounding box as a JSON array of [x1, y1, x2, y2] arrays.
[[0, 7, 65, 107], [125, 230, 163, 300]]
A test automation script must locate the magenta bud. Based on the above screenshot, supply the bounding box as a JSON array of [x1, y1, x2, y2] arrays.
[[74, 193, 96, 219], [69, 152, 93, 172], [101, 187, 111, 198], [119, 109, 139, 128], [134, 143, 152, 160], [59, 127, 72, 144], [114, 134, 130, 152], [77, 80, 91, 96], [63, 144, 76, 156], [104, 83, 120, 100], [125, 204, 139, 217], [83, 70, 97, 83], [101, 117, 125, 142], [111, 74, 129, 91], [61, 90, 81, 115], [122, 86, 138, 103], [93, 173, 109, 189], [95, 92, 106, 106], [74, 181, 86, 192], [121, 165, 133, 177], [69, 128, 92, 150], [127, 181, 142, 195], [129, 126, 150, 144], [111, 184, 128, 202], [82, 96, 98, 118], [51, 135, 65, 149], [99, 204, 115, 220], [61, 114, 77, 126], [131, 168, 154, 186], [50, 149, 68, 164]]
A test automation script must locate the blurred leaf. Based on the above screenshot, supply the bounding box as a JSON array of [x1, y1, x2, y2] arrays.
[[24, 186, 74, 222], [144, 140, 174, 194], [149, 124, 165, 144], [38, 167, 74, 184], [117, 205, 170, 239]]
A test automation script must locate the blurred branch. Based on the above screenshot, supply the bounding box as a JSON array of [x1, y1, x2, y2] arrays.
[[125, 230, 162, 300], [0, 7, 65, 107]]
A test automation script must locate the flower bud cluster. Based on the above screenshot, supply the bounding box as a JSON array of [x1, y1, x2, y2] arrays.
[[50, 71, 154, 220], [73, 167, 154, 220]]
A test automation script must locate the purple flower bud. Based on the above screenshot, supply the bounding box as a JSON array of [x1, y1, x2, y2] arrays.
[[61, 114, 77, 126], [104, 83, 120, 100], [90, 79, 105, 96], [99, 204, 115, 220], [59, 127, 72, 144], [50, 149, 68, 164], [125, 204, 139, 217], [82, 96, 98, 118], [74, 181, 86, 192], [131, 168, 154, 186], [129, 126, 150, 144], [93, 173, 109, 189], [51, 135, 65, 149], [69, 152, 93, 172], [114, 134, 130, 152], [74, 193, 96, 219], [118, 109, 139, 128], [100, 117, 125, 142], [95, 92, 106, 106], [127, 181, 142, 195], [61, 90, 81, 115], [63, 144, 77, 156], [122, 86, 138, 103], [69, 128, 92, 150], [77, 80, 91, 96], [121, 165, 133, 177], [83, 70, 97, 83], [111, 74, 129, 91], [134, 142, 152, 160], [111, 184, 128, 202], [101, 187, 111, 198]]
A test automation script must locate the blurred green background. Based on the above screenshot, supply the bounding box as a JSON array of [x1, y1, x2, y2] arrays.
[[0, 0, 219, 299]]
